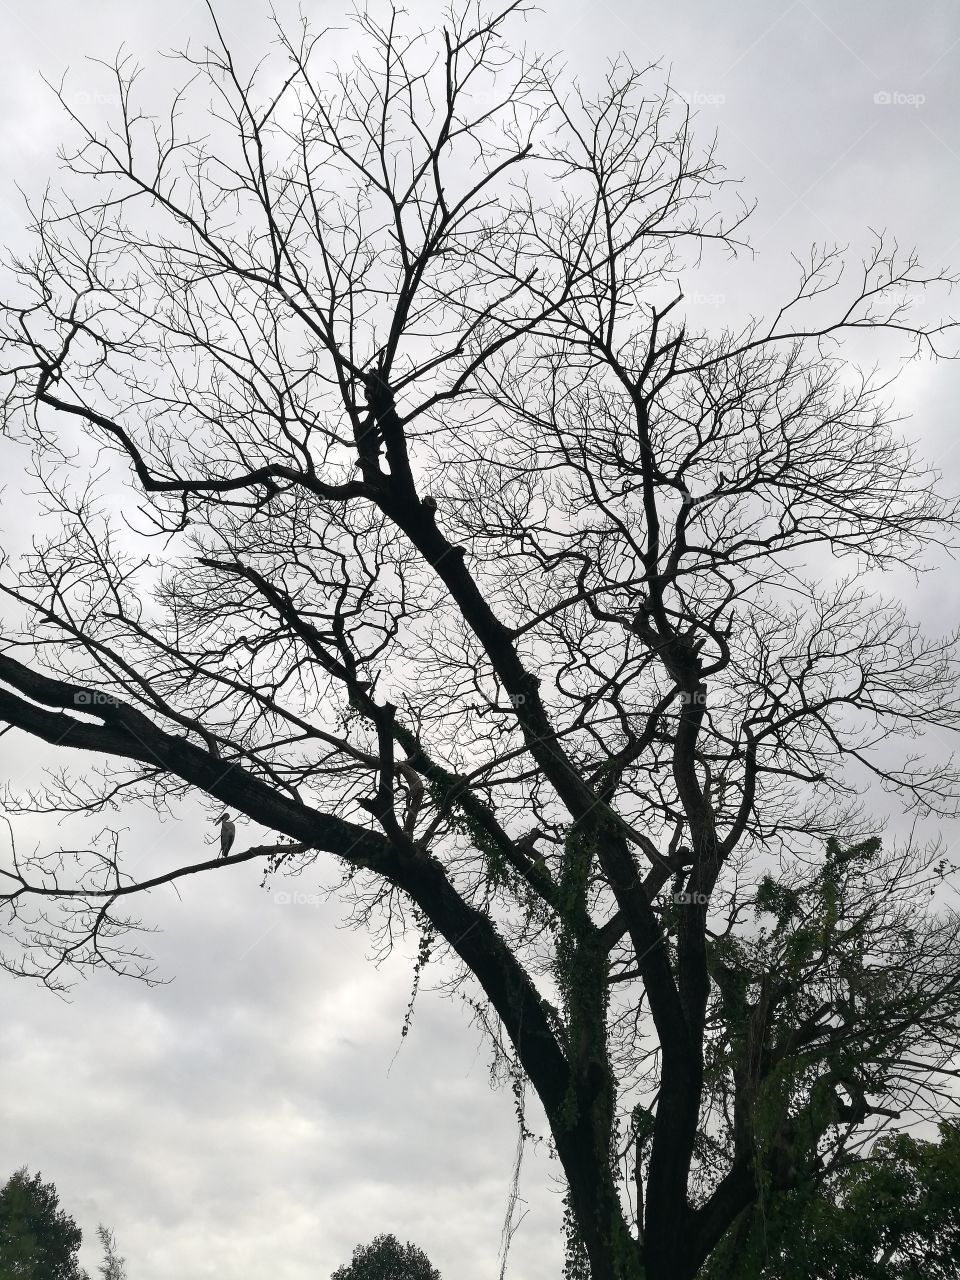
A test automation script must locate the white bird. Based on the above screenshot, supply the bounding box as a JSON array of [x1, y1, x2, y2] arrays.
[[216, 813, 236, 859]]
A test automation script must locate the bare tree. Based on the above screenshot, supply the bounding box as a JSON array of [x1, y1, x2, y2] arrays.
[[1, 4, 959, 1277]]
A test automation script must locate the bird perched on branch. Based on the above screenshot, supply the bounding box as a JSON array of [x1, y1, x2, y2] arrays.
[[216, 813, 236, 859]]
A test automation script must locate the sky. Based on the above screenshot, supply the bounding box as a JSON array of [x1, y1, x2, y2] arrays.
[[2, 2, 960, 1278]]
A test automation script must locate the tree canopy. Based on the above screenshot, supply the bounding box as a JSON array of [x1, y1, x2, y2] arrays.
[[331, 1233, 441, 1280], [705, 1120, 960, 1280], [0, 1168, 86, 1280], [1, 3, 959, 1277]]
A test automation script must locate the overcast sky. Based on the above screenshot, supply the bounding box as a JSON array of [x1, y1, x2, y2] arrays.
[[2, 2, 960, 1278]]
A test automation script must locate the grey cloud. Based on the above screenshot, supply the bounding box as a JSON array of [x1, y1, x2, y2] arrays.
[[2, 2, 959, 1277]]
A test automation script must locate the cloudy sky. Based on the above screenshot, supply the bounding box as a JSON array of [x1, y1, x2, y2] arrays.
[[2, 2, 960, 1278]]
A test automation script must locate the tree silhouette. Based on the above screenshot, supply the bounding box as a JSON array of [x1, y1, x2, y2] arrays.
[[331, 1233, 440, 1280], [0, 1168, 87, 1280], [95, 1226, 127, 1280], [1, 4, 959, 1277], [705, 1120, 960, 1279]]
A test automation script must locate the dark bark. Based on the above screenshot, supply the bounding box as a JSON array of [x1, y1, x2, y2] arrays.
[[2, 9, 959, 1278]]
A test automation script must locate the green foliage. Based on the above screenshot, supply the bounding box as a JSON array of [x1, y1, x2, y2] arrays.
[[331, 1233, 440, 1280], [95, 1226, 126, 1280], [700, 833, 960, 1279], [704, 835, 953, 1157], [705, 1121, 960, 1279], [753, 875, 801, 926], [561, 1195, 590, 1280], [0, 1168, 87, 1280]]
